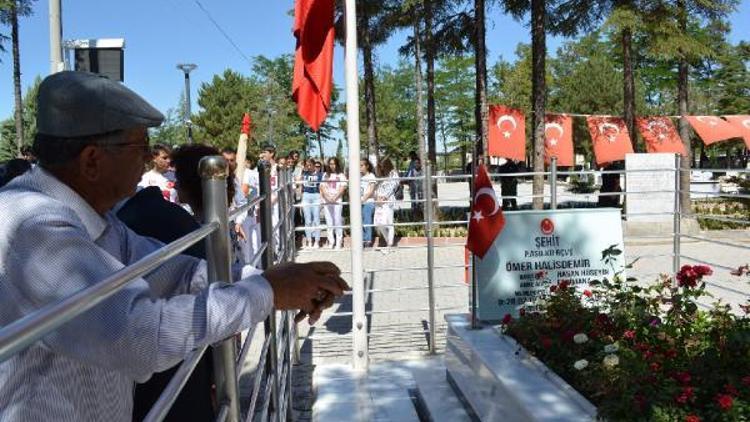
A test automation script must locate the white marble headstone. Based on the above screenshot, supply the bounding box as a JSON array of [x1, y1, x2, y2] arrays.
[[625, 153, 677, 223]]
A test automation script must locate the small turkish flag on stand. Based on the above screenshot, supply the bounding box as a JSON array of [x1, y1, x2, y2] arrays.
[[292, 0, 335, 131], [586, 116, 634, 166], [544, 114, 573, 166], [686, 116, 742, 145], [636, 116, 686, 156], [466, 164, 505, 259], [723, 116, 750, 149], [489, 105, 526, 162]]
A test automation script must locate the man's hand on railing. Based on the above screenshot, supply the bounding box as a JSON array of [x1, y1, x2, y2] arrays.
[[262, 261, 349, 325]]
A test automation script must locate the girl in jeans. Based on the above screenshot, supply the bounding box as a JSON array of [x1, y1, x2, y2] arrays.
[[300, 159, 322, 248], [360, 159, 376, 247], [320, 157, 347, 249]]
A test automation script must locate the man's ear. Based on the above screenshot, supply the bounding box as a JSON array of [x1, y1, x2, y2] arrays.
[[78, 145, 106, 181]]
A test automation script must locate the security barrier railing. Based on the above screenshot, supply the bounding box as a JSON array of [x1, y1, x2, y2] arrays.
[[291, 155, 749, 365], [0, 157, 299, 422]]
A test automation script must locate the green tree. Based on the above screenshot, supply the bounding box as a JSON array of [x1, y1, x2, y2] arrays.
[[0, 75, 39, 161], [1, 0, 36, 156], [367, 62, 418, 163], [436, 54, 475, 170]]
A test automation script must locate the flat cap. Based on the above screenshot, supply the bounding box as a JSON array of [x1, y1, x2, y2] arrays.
[[37, 71, 164, 138]]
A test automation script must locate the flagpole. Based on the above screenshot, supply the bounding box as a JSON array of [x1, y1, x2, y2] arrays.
[[344, 0, 368, 372], [471, 125, 480, 329]]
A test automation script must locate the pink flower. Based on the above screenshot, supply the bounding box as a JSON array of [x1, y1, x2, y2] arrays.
[[685, 415, 701, 422], [675, 387, 694, 404], [716, 394, 733, 411], [623, 330, 636, 340], [673, 371, 692, 385], [583, 290, 593, 298]]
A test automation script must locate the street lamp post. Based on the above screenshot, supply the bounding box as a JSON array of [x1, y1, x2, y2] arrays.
[[176, 63, 197, 143]]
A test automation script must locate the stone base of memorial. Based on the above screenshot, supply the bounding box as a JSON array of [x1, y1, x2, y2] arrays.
[[444, 314, 597, 421]]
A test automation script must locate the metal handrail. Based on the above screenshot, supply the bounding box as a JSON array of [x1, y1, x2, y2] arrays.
[[144, 346, 209, 422], [0, 221, 218, 363], [229, 194, 266, 221]]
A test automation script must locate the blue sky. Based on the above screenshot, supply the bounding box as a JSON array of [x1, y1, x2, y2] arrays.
[[1, 0, 749, 142]]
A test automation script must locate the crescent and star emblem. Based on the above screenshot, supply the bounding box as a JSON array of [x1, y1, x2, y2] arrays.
[[497, 115, 518, 139], [647, 119, 670, 143], [545, 122, 564, 147], [598, 122, 621, 143], [472, 187, 500, 222], [696, 116, 719, 127]]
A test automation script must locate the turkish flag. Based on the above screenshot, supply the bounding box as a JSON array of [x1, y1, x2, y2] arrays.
[[686, 116, 742, 145], [292, 0, 334, 131], [723, 116, 750, 149], [636, 116, 686, 156], [466, 164, 505, 259], [489, 105, 526, 162], [544, 114, 573, 166], [241, 113, 252, 135], [586, 116, 634, 166]]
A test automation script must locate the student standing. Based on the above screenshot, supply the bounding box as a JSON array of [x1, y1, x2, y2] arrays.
[[300, 159, 323, 248], [360, 159, 377, 247], [320, 157, 347, 249]]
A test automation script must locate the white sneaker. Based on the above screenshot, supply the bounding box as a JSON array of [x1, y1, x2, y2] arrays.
[[302, 239, 309, 249], [335, 242, 343, 250], [328, 242, 335, 249], [313, 241, 320, 249]]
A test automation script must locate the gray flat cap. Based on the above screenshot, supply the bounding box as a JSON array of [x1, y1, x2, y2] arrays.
[[37, 71, 164, 138]]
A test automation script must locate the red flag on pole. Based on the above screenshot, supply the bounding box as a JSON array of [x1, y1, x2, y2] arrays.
[[466, 164, 505, 259], [685, 116, 742, 145], [586, 116, 634, 166], [292, 0, 334, 132], [544, 114, 573, 166], [241, 113, 252, 135], [723, 116, 750, 149], [488, 105, 526, 162], [636, 116, 686, 156]]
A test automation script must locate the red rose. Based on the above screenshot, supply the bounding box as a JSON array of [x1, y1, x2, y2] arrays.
[[685, 415, 701, 422], [540, 336, 552, 349], [502, 314, 513, 324], [650, 362, 661, 372], [549, 285, 557, 293], [664, 349, 678, 359], [673, 371, 691, 385], [583, 290, 593, 298], [559, 280, 570, 290], [694, 265, 713, 277], [623, 330, 636, 340], [716, 394, 733, 411]]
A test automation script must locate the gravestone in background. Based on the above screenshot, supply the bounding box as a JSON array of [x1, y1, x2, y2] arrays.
[[625, 153, 676, 223]]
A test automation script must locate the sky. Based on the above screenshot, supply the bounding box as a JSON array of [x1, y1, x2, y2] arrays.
[[1, 0, 749, 153]]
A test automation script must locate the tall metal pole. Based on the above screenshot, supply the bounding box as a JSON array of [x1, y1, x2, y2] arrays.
[[199, 156, 240, 422], [550, 157, 558, 210], [177, 64, 197, 144], [344, 0, 368, 372], [672, 154, 682, 279], [48, 0, 63, 74], [424, 163, 436, 354]]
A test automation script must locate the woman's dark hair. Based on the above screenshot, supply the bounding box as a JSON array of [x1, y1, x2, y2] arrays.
[[151, 143, 171, 157], [360, 159, 374, 174], [326, 157, 343, 175], [171, 144, 235, 212], [378, 158, 394, 177]]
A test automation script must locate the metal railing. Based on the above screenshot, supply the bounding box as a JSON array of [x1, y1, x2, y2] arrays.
[[292, 154, 749, 367], [0, 157, 299, 422]]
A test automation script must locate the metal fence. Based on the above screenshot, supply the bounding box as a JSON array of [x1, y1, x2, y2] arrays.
[[0, 157, 299, 422], [293, 155, 750, 366]]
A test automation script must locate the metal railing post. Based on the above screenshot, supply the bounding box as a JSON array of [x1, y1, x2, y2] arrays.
[[423, 163, 437, 354], [199, 156, 240, 422], [550, 157, 558, 210], [258, 162, 279, 420], [673, 154, 682, 278]]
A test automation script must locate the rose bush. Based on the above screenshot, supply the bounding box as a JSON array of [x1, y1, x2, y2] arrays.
[[504, 254, 750, 421]]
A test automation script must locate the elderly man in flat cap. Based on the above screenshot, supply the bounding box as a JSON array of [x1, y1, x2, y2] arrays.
[[0, 71, 348, 421]]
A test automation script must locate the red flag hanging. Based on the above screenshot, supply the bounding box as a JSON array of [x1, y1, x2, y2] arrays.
[[241, 113, 252, 135], [488, 105, 526, 162], [292, 0, 334, 132], [685, 116, 742, 145], [723, 116, 750, 149], [466, 164, 506, 259], [636, 116, 686, 156], [544, 114, 573, 166], [586, 116, 634, 166]]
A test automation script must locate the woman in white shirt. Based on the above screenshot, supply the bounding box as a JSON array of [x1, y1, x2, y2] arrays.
[[320, 157, 347, 249], [374, 158, 399, 252], [360, 159, 377, 247]]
